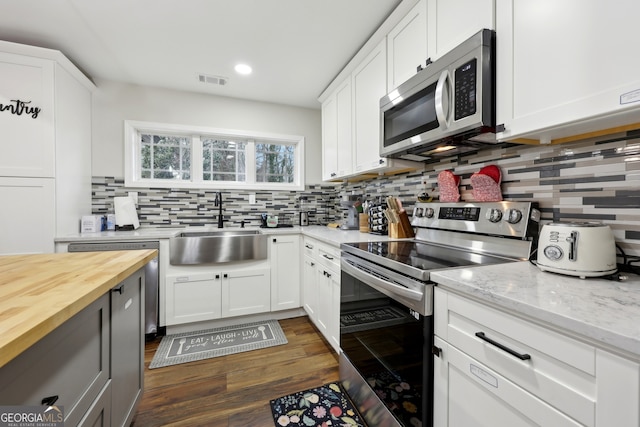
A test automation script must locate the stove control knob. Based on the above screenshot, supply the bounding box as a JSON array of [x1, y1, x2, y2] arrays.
[[413, 207, 424, 218], [424, 207, 435, 218], [486, 208, 503, 223], [505, 209, 523, 224]]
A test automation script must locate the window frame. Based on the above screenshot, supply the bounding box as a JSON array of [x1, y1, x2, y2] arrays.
[[124, 120, 305, 190]]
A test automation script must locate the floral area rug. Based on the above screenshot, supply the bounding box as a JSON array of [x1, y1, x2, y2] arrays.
[[270, 382, 365, 427]]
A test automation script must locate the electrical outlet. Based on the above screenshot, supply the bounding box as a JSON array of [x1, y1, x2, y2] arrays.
[[249, 193, 256, 204]]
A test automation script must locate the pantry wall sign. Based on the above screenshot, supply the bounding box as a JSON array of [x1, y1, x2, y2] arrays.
[[0, 99, 41, 119]]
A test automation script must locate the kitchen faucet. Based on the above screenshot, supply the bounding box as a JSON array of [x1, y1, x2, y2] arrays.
[[214, 192, 224, 228]]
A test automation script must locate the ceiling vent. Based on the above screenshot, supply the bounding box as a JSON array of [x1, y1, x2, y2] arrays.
[[197, 73, 228, 86]]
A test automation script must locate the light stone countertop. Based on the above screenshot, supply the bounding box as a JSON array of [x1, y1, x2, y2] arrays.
[[431, 261, 640, 360], [54, 225, 396, 246]]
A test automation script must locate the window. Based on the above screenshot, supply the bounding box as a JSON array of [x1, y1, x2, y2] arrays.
[[202, 138, 247, 182], [140, 134, 191, 180], [255, 142, 295, 183], [125, 121, 304, 190]]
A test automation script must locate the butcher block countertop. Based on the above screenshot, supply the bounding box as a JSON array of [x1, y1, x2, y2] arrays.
[[0, 249, 157, 369]]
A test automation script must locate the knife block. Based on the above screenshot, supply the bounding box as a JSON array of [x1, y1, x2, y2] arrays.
[[389, 211, 415, 238]]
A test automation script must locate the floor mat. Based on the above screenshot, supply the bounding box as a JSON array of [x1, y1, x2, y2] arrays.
[[270, 382, 365, 427], [149, 319, 287, 368]]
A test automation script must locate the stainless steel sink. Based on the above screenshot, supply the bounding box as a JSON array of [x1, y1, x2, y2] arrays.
[[170, 229, 267, 265], [175, 229, 261, 238]]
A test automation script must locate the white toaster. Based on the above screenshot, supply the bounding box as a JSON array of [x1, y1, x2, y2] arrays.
[[536, 222, 617, 279]]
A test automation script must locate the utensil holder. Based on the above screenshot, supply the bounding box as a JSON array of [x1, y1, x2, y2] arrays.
[[359, 214, 369, 233]]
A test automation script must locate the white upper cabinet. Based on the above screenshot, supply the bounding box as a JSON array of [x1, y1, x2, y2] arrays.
[[496, 0, 640, 143], [353, 41, 387, 173], [387, 0, 428, 91], [321, 94, 338, 181], [0, 52, 55, 178], [426, 0, 495, 62], [321, 79, 353, 181], [318, 0, 424, 181]]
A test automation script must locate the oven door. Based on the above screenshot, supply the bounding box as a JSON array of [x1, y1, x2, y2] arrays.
[[340, 253, 433, 427]]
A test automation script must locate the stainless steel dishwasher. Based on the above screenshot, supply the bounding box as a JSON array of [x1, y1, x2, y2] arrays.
[[68, 240, 161, 339]]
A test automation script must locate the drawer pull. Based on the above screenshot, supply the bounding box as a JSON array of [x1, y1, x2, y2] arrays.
[[305, 244, 313, 249], [475, 332, 531, 361], [322, 254, 334, 260]]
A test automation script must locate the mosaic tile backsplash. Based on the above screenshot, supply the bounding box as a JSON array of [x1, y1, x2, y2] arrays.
[[92, 131, 640, 257]]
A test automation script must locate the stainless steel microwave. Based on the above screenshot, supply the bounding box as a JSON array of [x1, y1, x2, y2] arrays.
[[380, 29, 500, 161]]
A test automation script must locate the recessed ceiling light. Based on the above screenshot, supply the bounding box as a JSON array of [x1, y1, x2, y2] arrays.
[[234, 63, 252, 75]]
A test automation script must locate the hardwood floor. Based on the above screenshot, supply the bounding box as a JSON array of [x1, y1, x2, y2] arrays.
[[132, 316, 339, 427]]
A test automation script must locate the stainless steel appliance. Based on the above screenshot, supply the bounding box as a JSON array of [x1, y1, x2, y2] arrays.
[[299, 211, 309, 226], [68, 240, 161, 339], [380, 29, 500, 162], [537, 222, 617, 279], [340, 201, 540, 427], [341, 195, 362, 230]]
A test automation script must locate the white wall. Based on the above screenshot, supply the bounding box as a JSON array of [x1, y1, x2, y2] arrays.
[[91, 78, 323, 184]]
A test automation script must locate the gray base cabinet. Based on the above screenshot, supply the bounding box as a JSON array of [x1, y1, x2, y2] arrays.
[[0, 268, 145, 427], [111, 270, 145, 427]]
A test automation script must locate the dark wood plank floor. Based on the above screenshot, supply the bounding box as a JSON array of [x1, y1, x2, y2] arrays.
[[132, 316, 339, 427]]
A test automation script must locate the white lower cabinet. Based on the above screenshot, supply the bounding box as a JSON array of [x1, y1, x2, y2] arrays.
[[221, 268, 270, 317], [434, 287, 640, 427], [302, 237, 340, 353], [166, 272, 222, 325], [302, 253, 317, 318], [270, 234, 301, 311], [434, 336, 582, 426], [166, 265, 271, 325]]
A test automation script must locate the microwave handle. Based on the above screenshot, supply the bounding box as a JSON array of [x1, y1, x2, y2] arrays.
[[435, 70, 451, 128]]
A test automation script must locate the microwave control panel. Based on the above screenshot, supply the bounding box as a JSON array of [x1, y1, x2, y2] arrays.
[[454, 58, 477, 121]]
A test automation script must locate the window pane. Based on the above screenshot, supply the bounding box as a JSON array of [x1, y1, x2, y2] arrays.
[[202, 138, 247, 182], [140, 133, 190, 180], [255, 142, 294, 183]]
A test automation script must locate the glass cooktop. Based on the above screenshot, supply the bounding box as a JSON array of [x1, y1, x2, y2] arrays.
[[342, 240, 513, 280]]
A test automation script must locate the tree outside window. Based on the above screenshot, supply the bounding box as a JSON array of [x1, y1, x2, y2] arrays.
[[255, 142, 294, 183], [140, 134, 191, 180]]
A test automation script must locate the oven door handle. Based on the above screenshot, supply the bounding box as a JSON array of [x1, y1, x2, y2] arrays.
[[341, 258, 423, 302]]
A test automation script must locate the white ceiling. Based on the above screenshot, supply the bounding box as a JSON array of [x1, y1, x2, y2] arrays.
[[0, 0, 402, 109]]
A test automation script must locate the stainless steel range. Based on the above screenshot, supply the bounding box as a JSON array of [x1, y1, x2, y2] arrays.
[[339, 201, 540, 427]]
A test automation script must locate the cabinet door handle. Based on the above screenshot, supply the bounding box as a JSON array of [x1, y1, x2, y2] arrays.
[[215, 274, 220, 279], [112, 285, 124, 294], [475, 332, 531, 361], [432, 345, 442, 358], [310, 262, 315, 266], [223, 273, 228, 278], [273, 238, 277, 243]]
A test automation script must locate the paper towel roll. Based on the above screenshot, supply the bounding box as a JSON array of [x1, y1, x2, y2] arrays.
[[114, 196, 140, 229]]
